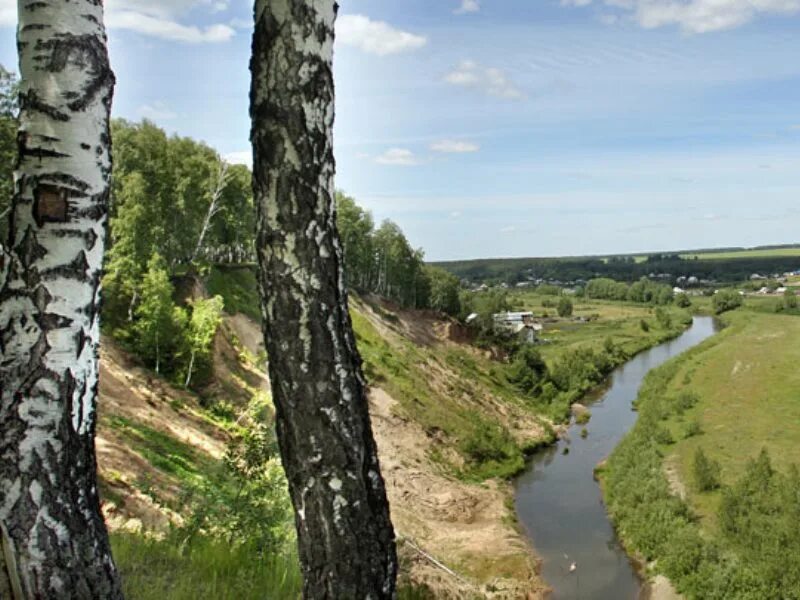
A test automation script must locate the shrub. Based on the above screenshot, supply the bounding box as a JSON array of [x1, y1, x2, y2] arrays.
[[507, 346, 548, 396], [693, 447, 721, 492], [684, 419, 703, 438], [785, 289, 798, 311], [640, 319, 650, 332], [557, 297, 574, 318], [655, 307, 672, 329], [713, 290, 743, 315], [458, 421, 524, 479], [675, 390, 700, 414], [676, 293, 692, 308]]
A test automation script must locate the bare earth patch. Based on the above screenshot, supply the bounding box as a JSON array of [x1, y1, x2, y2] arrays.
[[642, 575, 684, 600], [97, 337, 229, 531], [663, 455, 687, 501], [371, 388, 545, 599]]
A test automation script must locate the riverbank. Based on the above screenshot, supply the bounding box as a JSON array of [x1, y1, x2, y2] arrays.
[[602, 308, 800, 598], [515, 318, 718, 599]]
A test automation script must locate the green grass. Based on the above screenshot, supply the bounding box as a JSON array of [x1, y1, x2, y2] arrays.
[[104, 415, 220, 487], [112, 533, 302, 600], [352, 293, 688, 481], [206, 266, 261, 321], [351, 308, 534, 480], [113, 532, 447, 600], [509, 291, 692, 363], [602, 305, 800, 598], [682, 247, 800, 260], [659, 310, 800, 530]]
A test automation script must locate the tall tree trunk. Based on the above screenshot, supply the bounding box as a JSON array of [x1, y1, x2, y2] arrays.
[[184, 349, 196, 389], [0, 0, 121, 597], [190, 161, 228, 264], [249, 1, 397, 598]]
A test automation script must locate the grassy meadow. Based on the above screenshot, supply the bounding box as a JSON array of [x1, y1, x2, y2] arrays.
[[602, 303, 800, 598], [661, 310, 800, 529], [682, 247, 800, 260], [508, 290, 694, 362]]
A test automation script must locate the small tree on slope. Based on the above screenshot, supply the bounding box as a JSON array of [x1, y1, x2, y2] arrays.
[[0, 0, 122, 597], [249, 0, 397, 597]]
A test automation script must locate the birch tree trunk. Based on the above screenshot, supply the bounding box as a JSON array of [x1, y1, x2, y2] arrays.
[[250, 1, 397, 597], [190, 161, 228, 264], [0, 0, 122, 597]]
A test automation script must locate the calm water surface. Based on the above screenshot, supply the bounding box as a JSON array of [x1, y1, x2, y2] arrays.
[[514, 317, 718, 600]]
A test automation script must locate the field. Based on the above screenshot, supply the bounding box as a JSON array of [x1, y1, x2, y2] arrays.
[[682, 247, 800, 261], [660, 310, 800, 528], [509, 291, 693, 363]]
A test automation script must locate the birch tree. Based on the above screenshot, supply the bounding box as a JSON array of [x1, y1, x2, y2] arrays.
[[190, 161, 229, 263], [250, 0, 397, 597], [0, 0, 122, 597]]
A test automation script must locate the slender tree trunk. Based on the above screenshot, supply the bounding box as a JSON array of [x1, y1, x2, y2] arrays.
[[0, 0, 122, 598], [250, 1, 397, 597], [190, 161, 228, 264], [155, 328, 160, 375], [184, 349, 196, 389]]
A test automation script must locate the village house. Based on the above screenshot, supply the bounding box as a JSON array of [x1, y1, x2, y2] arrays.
[[493, 311, 543, 344]]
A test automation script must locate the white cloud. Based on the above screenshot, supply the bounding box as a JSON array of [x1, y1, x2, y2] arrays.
[[444, 60, 525, 100], [107, 11, 234, 42], [337, 15, 427, 56], [137, 101, 177, 120], [430, 139, 480, 153], [0, 0, 14, 27], [564, 0, 800, 33], [224, 151, 252, 169], [375, 148, 420, 166], [454, 0, 480, 14]]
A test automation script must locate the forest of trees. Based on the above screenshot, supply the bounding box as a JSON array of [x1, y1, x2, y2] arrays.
[[0, 63, 463, 392], [337, 193, 461, 315]]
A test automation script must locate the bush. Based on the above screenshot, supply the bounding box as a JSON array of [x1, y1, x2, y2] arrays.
[[785, 289, 798, 311], [684, 419, 703, 438], [713, 290, 743, 315], [458, 421, 524, 479], [507, 346, 548, 396], [557, 297, 574, 318], [693, 447, 721, 492], [675, 390, 700, 414], [640, 319, 650, 332], [676, 293, 692, 308], [655, 307, 672, 329]]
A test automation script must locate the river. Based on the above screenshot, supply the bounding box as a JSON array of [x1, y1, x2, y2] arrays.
[[514, 317, 718, 600]]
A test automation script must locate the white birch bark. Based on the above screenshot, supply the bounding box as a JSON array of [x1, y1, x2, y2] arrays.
[[190, 161, 228, 263], [0, 0, 122, 597], [250, 0, 397, 597]]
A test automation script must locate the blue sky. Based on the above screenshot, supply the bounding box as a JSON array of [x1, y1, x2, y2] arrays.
[[2, 0, 800, 260]]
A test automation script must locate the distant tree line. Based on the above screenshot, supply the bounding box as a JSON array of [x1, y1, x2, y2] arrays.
[[435, 253, 800, 286], [585, 277, 674, 305]]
